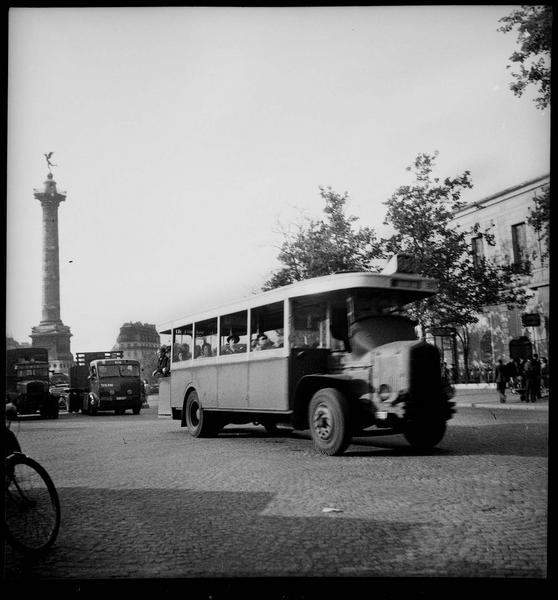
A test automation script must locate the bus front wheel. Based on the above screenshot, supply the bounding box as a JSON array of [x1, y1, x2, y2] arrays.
[[185, 391, 217, 438], [308, 388, 351, 456], [403, 419, 446, 451]]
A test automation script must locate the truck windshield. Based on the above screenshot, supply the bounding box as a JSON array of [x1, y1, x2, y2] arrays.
[[98, 364, 140, 378]]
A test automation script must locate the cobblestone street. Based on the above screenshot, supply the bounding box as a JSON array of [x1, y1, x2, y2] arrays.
[[3, 394, 548, 589]]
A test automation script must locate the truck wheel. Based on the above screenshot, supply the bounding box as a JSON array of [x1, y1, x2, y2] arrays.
[[185, 391, 217, 437], [403, 419, 446, 451], [308, 388, 351, 456], [132, 406, 141, 415]]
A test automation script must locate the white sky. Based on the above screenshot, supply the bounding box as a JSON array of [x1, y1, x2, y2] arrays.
[[6, 6, 550, 353]]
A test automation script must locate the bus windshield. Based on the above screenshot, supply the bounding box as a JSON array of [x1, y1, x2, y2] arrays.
[[98, 364, 140, 378], [350, 287, 427, 321], [15, 365, 49, 379]]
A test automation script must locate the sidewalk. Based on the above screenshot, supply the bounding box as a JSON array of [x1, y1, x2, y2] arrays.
[[148, 389, 548, 414], [453, 385, 549, 410]]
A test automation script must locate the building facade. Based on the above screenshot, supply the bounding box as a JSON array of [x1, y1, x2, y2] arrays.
[[443, 174, 549, 380], [112, 322, 160, 380]]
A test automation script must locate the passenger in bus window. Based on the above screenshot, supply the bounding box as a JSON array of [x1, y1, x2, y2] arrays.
[[178, 344, 190, 361], [202, 342, 212, 357], [223, 335, 240, 354], [274, 331, 284, 348], [255, 334, 273, 351]]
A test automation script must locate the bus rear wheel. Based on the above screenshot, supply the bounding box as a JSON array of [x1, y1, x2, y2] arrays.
[[308, 388, 351, 456], [185, 391, 218, 438]]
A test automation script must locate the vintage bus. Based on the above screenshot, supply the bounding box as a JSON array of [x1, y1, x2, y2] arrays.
[[6, 348, 59, 418], [157, 257, 455, 455]]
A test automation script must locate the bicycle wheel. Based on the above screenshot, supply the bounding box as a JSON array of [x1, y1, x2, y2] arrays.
[[4, 453, 61, 556]]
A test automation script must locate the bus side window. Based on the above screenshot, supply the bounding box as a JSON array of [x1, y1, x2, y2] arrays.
[[291, 299, 327, 348], [173, 325, 193, 362], [219, 310, 248, 355], [194, 318, 218, 359], [250, 302, 284, 351]]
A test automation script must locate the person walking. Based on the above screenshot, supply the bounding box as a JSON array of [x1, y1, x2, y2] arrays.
[[494, 358, 508, 403], [505, 358, 518, 395], [516, 357, 527, 401], [532, 354, 542, 400], [540, 357, 549, 396], [524, 355, 540, 403]]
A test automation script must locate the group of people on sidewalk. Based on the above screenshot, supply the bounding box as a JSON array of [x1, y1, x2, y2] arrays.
[[495, 354, 548, 404]]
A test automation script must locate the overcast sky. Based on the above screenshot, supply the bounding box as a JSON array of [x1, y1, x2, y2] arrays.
[[7, 6, 550, 353]]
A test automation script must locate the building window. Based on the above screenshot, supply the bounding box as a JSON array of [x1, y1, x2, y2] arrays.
[[471, 236, 484, 268], [511, 222, 527, 269]]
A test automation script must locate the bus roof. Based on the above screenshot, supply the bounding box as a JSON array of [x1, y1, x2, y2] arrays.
[[157, 270, 438, 334]]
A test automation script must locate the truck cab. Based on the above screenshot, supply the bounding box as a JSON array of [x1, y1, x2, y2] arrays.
[[71, 357, 142, 415]]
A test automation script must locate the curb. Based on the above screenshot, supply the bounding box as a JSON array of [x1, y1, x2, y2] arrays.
[[455, 401, 548, 411]]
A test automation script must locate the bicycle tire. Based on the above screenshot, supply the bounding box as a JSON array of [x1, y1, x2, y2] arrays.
[[4, 453, 61, 556]]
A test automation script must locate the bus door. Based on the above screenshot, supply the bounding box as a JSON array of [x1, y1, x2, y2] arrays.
[[217, 311, 249, 409], [247, 301, 288, 410], [288, 297, 331, 399]]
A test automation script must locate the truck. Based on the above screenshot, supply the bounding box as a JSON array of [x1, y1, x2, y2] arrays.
[[6, 348, 59, 419], [68, 351, 143, 415]]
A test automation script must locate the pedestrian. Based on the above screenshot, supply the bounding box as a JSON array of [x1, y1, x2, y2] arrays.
[[540, 357, 549, 396], [441, 362, 450, 383], [523, 355, 540, 403], [494, 358, 508, 403], [532, 354, 542, 400], [505, 358, 518, 394], [451, 363, 459, 384], [515, 357, 526, 401], [152, 345, 171, 377]]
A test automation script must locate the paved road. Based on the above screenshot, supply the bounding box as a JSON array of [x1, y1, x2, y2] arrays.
[[3, 397, 548, 587]]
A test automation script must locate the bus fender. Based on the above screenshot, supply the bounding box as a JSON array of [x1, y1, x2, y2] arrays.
[[181, 386, 197, 427]]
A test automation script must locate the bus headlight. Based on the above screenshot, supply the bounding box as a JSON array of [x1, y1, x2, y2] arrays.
[[378, 384, 391, 401], [109, 389, 115, 396], [127, 389, 133, 395]]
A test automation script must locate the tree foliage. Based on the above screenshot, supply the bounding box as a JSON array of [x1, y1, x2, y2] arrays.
[[527, 184, 550, 259], [263, 187, 383, 291], [498, 5, 552, 110], [381, 152, 531, 341]]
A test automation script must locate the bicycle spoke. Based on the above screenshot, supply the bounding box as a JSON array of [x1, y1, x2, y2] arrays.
[[4, 455, 60, 555]]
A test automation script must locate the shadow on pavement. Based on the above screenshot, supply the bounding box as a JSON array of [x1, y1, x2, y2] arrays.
[[3, 487, 545, 581]]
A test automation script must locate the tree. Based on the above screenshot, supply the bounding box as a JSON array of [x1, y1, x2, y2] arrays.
[[498, 5, 552, 110], [527, 185, 550, 260], [382, 152, 531, 378], [263, 187, 383, 291]]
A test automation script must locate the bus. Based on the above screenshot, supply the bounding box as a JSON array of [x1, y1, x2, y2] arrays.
[[157, 257, 455, 455], [6, 348, 59, 418]]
